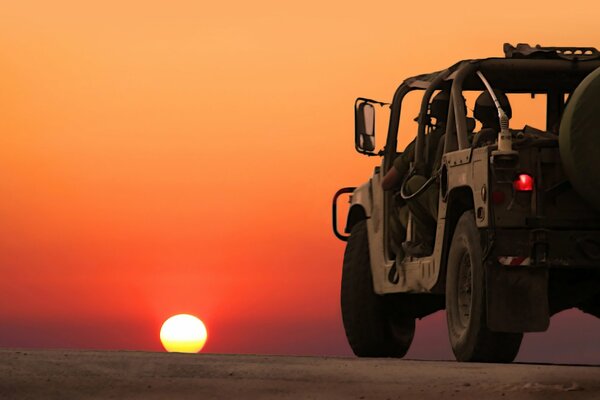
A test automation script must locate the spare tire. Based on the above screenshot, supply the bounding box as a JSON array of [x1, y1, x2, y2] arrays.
[[559, 67, 600, 211]]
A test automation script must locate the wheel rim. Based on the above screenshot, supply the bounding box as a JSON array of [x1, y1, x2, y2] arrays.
[[457, 250, 473, 329]]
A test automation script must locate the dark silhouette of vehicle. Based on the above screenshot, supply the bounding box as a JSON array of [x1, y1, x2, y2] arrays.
[[332, 43, 600, 362]]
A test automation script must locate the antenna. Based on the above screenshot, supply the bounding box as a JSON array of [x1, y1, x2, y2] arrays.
[[476, 71, 516, 157]]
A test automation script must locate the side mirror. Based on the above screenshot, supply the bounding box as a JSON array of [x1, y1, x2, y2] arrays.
[[355, 100, 376, 154]]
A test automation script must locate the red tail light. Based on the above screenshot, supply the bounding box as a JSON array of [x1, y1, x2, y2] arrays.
[[514, 174, 534, 192]]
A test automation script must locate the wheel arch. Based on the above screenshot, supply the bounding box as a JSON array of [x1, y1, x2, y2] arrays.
[[439, 185, 475, 288], [345, 205, 367, 233], [344, 182, 372, 233]]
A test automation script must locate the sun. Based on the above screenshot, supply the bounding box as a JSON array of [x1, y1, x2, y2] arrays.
[[160, 314, 208, 353]]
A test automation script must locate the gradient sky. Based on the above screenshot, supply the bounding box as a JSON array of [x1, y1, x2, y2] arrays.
[[0, 0, 599, 364]]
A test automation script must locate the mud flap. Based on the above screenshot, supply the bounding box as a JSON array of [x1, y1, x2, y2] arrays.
[[486, 261, 549, 332]]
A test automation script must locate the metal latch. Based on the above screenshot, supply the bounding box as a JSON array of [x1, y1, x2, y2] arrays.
[[530, 229, 548, 266]]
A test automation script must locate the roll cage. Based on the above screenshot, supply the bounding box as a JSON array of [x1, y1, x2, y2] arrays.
[[383, 48, 600, 176]]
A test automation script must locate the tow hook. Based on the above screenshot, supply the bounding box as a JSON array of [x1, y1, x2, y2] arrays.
[[530, 229, 548, 266]]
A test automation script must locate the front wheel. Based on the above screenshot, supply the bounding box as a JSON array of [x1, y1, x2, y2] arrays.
[[446, 211, 522, 362], [341, 220, 415, 357]]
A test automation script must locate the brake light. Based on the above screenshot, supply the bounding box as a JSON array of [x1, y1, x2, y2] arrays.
[[514, 174, 534, 192]]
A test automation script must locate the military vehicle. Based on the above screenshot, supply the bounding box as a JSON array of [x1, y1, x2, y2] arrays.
[[332, 43, 600, 362]]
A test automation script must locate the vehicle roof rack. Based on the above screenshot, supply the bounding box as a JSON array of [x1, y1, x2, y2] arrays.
[[504, 43, 600, 60]]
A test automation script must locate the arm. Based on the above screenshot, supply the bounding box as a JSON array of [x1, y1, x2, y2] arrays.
[[382, 166, 401, 191], [381, 139, 415, 191]]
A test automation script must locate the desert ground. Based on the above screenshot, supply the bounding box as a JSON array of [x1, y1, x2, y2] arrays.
[[0, 349, 598, 399]]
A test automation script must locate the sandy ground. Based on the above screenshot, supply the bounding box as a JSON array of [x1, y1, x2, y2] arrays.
[[0, 349, 599, 399]]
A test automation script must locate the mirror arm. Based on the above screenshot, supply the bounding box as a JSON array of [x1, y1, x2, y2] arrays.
[[356, 97, 390, 108], [356, 148, 384, 157]]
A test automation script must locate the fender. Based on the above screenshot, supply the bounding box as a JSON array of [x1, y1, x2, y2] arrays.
[[359, 174, 397, 294], [345, 182, 372, 233], [344, 176, 394, 294]]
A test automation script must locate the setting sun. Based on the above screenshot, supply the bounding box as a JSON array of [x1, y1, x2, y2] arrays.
[[160, 314, 208, 353]]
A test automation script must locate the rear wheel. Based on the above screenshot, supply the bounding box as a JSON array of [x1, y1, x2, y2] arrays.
[[341, 220, 415, 357], [446, 211, 522, 362], [579, 293, 600, 318]]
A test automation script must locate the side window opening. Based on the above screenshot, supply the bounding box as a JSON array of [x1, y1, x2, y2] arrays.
[[396, 90, 423, 153], [506, 93, 547, 132], [466, 91, 548, 137]]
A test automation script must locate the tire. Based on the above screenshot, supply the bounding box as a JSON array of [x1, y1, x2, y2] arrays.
[[446, 211, 522, 362], [341, 220, 415, 357], [559, 66, 600, 211], [579, 293, 600, 318]]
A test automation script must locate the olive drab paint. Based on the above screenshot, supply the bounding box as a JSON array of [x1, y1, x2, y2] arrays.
[[559, 66, 600, 212]]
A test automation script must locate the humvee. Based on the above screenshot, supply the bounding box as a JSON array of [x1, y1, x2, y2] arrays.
[[332, 43, 600, 362]]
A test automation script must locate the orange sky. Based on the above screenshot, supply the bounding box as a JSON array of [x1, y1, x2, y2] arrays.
[[0, 0, 599, 362]]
